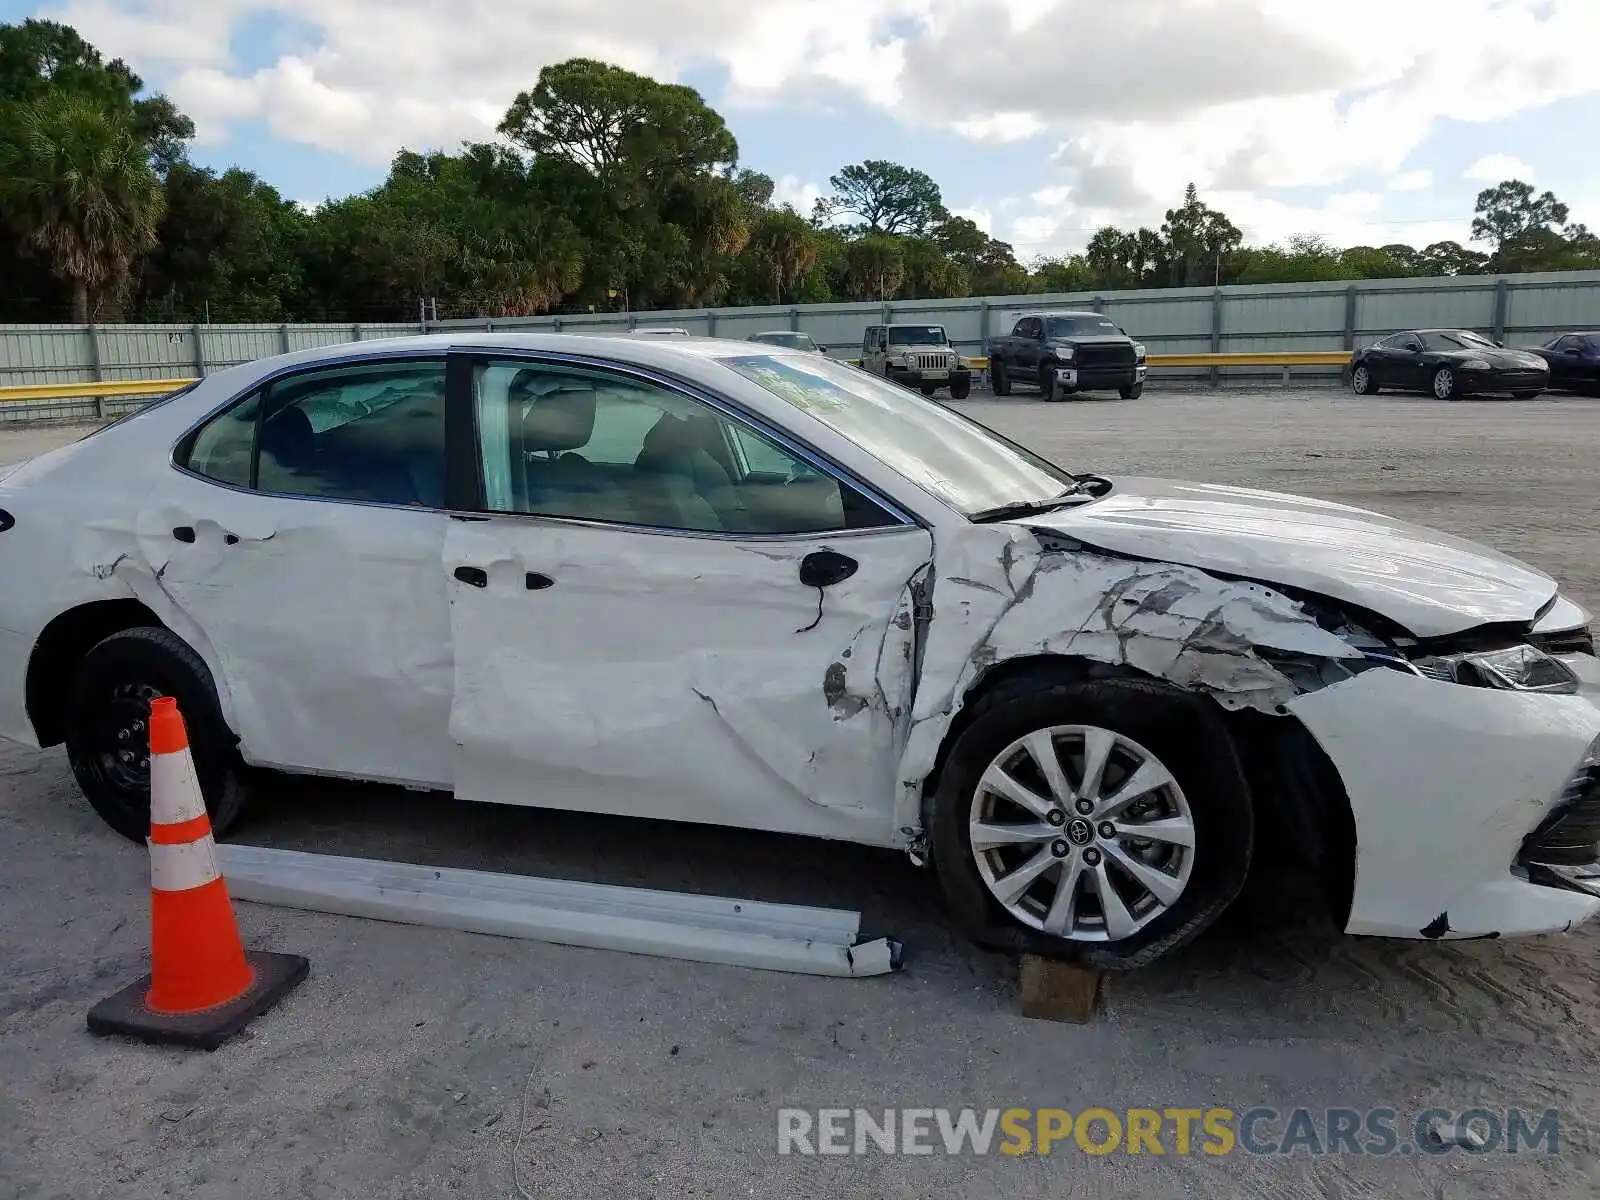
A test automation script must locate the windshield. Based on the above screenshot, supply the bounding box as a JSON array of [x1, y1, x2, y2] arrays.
[[753, 332, 814, 350], [717, 353, 1074, 515], [1423, 330, 1496, 351], [1045, 315, 1119, 338], [886, 326, 948, 346]]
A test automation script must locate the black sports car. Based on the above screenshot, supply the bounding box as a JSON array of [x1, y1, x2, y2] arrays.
[[1527, 331, 1600, 396], [1349, 329, 1549, 400]]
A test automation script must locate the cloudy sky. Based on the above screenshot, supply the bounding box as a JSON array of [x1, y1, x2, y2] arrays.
[[11, 0, 1600, 260]]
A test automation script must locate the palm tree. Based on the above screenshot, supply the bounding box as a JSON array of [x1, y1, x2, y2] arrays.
[[0, 91, 165, 320]]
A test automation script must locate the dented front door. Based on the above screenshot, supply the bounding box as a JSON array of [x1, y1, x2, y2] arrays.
[[444, 518, 933, 843]]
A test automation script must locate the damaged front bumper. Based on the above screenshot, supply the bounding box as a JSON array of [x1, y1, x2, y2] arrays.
[[1288, 661, 1600, 940]]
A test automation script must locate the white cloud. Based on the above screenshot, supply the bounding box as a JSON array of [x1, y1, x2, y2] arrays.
[[51, 0, 928, 159], [1388, 170, 1433, 192], [771, 174, 824, 215], [1000, 186, 1472, 260], [41, 0, 1600, 248], [948, 206, 993, 234], [1464, 153, 1534, 182], [952, 113, 1045, 143]]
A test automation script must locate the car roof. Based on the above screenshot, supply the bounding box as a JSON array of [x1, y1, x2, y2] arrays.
[[1015, 310, 1105, 319], [182, 332, 800, 396]]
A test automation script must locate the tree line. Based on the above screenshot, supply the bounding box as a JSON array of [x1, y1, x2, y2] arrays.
[[3, 19, 1598, 325]]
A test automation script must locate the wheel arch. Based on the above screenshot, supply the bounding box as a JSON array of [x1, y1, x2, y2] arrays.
[[918, 650, 1357, 928], [920, 654, 1210, 823], [26, 599, 167, 747]]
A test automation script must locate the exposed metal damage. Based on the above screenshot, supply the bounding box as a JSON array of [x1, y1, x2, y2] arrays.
[[894, 523, 1365, 836]]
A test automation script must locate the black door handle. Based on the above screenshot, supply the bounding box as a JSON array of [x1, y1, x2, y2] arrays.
[[799, 550, 858, 589], [525, 572, 554, 591], [454, 566, 488, 588], [172, 526, 196, 543]]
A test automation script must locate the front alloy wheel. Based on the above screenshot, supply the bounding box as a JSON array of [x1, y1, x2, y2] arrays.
[[1351, 364, 1377, 395], [969, 726, 1195, 941], [1432, 367, 1457, 400]]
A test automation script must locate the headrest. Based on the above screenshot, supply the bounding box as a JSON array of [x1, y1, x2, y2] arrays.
[[520, 384, 597, 453], [261, 405, 315, 465]]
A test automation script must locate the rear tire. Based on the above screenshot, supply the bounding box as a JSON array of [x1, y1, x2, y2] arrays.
[[1512, 390, 1541, 400], [64, 626, 247, 843], [992, 363, 1011, 396], [929, 673, 1253, 969]]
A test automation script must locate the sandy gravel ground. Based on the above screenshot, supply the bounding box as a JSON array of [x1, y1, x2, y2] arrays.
[[4, 386, 1600, 1199]]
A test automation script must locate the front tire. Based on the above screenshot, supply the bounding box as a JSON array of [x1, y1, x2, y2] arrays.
[[929, 674, 1253, 969], [1432, 366, 1458, 401], [1350, 363, 1379, 395], [1040, 367, 1060, 402], [64, 626, 247, 843], [1119, 382, 1144, 399], [950, 377, 971, 400], [992, 363, 1011, 396], [1512, 390, 1541, 400]]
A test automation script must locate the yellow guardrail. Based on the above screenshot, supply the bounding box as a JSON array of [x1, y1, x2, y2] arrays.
[[0, 351, 1355, 403], [847, 352, 1352, 371], [0, 377, 197, 403], [1146, 351, 1351, 368]]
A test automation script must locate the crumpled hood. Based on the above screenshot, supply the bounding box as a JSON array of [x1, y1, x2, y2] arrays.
[[1022, 476, 1558, 638]]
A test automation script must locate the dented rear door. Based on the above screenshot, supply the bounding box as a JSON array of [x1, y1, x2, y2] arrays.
[[444, 518, 932, 844]]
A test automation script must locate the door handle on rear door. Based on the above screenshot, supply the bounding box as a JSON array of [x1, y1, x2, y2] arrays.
[[525, 573, 554, 591], [454, 566, 488, 588]]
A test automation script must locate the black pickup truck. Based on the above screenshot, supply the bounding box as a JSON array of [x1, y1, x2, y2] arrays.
[[986, 311, 1147, 400]]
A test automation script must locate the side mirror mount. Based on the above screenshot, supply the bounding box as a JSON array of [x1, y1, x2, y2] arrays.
[[799, 550, 858, 589]]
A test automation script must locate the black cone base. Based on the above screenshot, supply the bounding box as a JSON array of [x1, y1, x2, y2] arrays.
[[87, 950, 309, 1051]]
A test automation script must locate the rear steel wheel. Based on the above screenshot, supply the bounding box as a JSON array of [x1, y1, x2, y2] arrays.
[[65, 626, 248, 842]]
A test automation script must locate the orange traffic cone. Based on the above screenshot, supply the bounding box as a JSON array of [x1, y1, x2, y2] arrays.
[[87, 696, 307, 1050]]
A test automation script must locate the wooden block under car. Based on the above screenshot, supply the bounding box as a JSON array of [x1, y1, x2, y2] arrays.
[[1017, 954, 1104, 1023]]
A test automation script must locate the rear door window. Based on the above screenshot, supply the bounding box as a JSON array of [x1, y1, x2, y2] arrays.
[[179, 359, 448, 508]]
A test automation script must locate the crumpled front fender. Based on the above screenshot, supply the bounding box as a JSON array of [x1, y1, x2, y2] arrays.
[[893, 523, 1365, 841]]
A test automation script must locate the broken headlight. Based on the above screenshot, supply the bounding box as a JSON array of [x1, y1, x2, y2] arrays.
[[1408, 644, 1580, 695]]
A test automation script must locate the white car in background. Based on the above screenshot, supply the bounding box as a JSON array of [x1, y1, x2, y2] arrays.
[[1, 333, 1597, 966]]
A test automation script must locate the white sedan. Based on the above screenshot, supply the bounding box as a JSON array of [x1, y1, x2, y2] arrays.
[[2, 334, 1598, 967]]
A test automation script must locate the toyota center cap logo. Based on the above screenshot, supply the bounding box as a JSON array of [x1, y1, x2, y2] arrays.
[[1065, 817, 1094, 846]]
